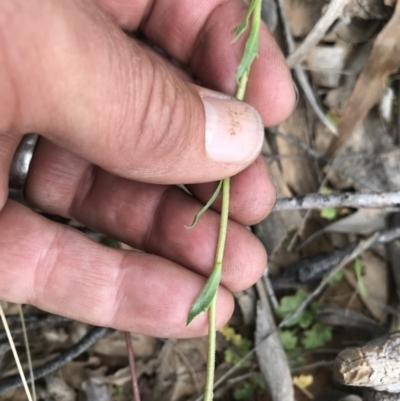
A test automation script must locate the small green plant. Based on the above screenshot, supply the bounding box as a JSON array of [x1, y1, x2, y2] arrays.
[[220, 325, 253, 366], [232, 374, 265, 401], [327, 269, 345, 286], [319, 186, 337, 220], [320, 206, 337, 220], [326, 109, 341, 128], [277, 289, 333, 354], [185, 1, 263, 400], [354, 258, 367, 298], [220, 326, 265, 401]]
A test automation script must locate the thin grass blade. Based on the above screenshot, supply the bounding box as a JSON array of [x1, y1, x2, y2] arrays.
[[186, 180, 223, 229]]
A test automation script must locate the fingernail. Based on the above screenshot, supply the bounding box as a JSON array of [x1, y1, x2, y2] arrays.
[[202, 96, 264, 164]]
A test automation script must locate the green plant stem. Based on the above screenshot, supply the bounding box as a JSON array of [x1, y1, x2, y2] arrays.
[[204, 67, 250, 399], [0, 304, 33, 401], [236, 70, 249, 102], [204, 177, 230, 401], [202, 1, 261, 398]]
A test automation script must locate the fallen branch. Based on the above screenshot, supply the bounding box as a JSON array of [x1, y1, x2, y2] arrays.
[[276, 0, 337, 134], [271, 225, 400, 288], [335, 332, 400, 400], [278, 233, 379, 328], [0, 326, 111, 395], [266, 129, 382, 192], [0, 314, 70, 343], [274, 191, 400, 211], [125, 332, 141, 401], [255, 280, 294, 401], [286, 0, 349, 68]]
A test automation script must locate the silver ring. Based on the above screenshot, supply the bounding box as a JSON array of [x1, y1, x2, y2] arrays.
[[9, 134, 39, 192]]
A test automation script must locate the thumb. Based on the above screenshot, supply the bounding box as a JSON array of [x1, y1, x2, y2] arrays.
[[1, 0, 264, 185]]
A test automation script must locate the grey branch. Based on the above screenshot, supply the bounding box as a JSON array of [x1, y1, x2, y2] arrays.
[[274, 191, 400, 211], [255, 281, 294, 401], [276, 0, 338, 134], [286, 0, 350, 68], [278, 233, 379, 329], [335, 332, 400, 400]]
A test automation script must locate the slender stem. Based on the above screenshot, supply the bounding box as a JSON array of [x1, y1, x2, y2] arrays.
[[203, 1, 261, 398], [204, 177, 230, 401], [236, 71, 249, 101], [0, 303, 33, 401], [124, 331, 141, 401], [18, 305, 36, 401], [204, 296, 217, 401]]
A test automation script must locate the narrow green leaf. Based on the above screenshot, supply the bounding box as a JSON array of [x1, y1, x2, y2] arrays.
[[235, 0, 262, 81], [185, 180, 223, 229], [354, 258, 367, 298], [186, 267, 222, 326], [232, 0, 258, 42]]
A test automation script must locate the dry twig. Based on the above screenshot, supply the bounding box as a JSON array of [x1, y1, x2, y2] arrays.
[[125, 332, 141, 401], [286, 0, 350, 68], [255, 280, 294, 401], [335, 332, 400, 400], [274, 191, 400, 211], [278, 233, 379, 327], [0, 326, 110, 395], [266, 129, 381, 192], [276, 0, 337, 134]]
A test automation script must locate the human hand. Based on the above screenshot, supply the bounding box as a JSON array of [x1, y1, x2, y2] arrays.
[[0, 0, 295, 337]]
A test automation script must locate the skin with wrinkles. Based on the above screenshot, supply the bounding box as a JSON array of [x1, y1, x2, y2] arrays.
[[0, 0, 295, 338]]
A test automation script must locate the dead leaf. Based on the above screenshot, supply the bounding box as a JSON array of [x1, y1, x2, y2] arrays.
[[343, 0, 391, 19], [344, 251, 388, 321], [306, 45, 350, 88], [234, 287, 257, 326], [45, 371, 76, 401], [82, 378, 111, 401], [293, 375, 314, 389], [93, 331, 158, 360], [282, 0, 325, 38], [276, 96, 319, 195], [326, 0, 400, 157]]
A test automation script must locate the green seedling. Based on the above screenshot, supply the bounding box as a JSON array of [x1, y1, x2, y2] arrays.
[[354, 258, 367, 298], [185, 1, 263, 400], [277, 289, 333, 356]]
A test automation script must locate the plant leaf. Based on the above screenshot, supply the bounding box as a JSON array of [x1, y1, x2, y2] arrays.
[[301, 323, 332, 349], [233, 382, 256, 400], [186, 267, 222, 326], [276, 289, 314, 327], [185, 180, 222, 229], [320, 207, 337, 220], [235, 23, 259, 81], [278, 329, 298, 351], [327, 269, 345, 286], [232, 0, 257, 42], [235, 0, 261, 81], [354, 258, 368, 298]]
